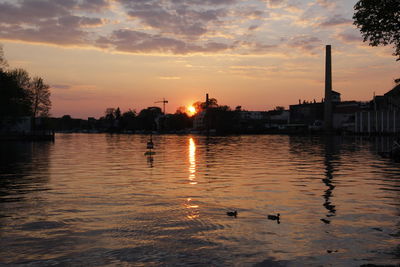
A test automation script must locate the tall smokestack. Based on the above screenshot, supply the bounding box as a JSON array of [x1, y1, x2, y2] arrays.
[[206, 93, 209, 108], [324, 45, 332, 132]]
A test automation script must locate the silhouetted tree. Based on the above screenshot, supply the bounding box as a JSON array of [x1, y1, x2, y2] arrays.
[[176, 106, 187, 114], [9, 68, 30, 91], [115, 107, 121, 120], [30, 77, 51, 117], [0, 70, 31, 120], [0, 44, 8, 70], [160, 112, 193, 132], [353, 0, 400, 61], [193, 97, 218, 113], [105, 108, 115, 120], [205, 105, 241, 135], [137, 106, 162, 131], [120, 109, 137, 131]]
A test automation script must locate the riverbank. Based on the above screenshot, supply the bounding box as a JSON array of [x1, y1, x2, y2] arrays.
[[0, 131, 55, 141]]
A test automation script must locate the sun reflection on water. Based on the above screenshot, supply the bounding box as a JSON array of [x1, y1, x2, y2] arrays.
[[188, 137, 197, 185], [185, 138, 199, 219]]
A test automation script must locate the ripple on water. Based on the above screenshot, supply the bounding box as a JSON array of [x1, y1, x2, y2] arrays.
[[0, 134, 399, 266]]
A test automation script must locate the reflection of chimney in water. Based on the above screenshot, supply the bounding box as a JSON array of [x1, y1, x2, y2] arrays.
[[324, 45, 332, 132]]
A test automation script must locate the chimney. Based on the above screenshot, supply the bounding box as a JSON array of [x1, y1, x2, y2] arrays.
[[206, 93, 209, 108], [324, 45, 332, 132]]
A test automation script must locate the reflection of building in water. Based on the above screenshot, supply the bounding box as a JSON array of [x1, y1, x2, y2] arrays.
[[185, 137, 199, 219], [322, 137, 337, 223]]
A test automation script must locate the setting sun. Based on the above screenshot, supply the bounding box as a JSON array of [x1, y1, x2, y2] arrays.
[[187, 105, 197, 116]]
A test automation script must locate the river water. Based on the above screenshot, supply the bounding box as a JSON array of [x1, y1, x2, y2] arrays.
[[0, 134, 399, 266]]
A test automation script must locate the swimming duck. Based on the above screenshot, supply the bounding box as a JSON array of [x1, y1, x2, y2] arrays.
[[267, 213, 280, 220], [227, 211, 237, 217]]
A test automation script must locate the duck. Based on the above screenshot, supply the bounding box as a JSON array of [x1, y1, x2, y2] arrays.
[[226, 211, 237, 217], [267, 213, 280, 221]]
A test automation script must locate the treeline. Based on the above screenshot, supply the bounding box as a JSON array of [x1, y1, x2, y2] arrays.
[[49, 98, 281, 135], [49, 106, 193, 133], [0, 46, 51, 128]]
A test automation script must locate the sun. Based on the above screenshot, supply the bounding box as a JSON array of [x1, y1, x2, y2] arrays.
[[187, 105, 197, 116]]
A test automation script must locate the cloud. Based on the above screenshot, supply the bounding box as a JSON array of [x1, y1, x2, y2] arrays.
[[96, 29, 232, 54], [0, 1, 105, 45], [319, 15, 352, 27], [77, 0, 110, 11], [159, 76, 181, 80], [265, 0, 287, 8], [315, 0, 336, 9], [1, 22, 87, 45], [336, 31, 363, 44], [288, 35, 322, 53], [51, 84, 71, 89], [0, 0, 365, 56], [117, 0, 227, 38]]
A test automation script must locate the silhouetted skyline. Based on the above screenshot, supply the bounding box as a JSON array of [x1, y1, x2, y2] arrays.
[[0, 0, 399, 119]]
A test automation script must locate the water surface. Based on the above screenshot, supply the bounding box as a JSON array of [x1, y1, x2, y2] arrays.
[[0, 134, 399, 266]]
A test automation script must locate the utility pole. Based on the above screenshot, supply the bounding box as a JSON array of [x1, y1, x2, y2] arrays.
[[155, 98, 168, 114]]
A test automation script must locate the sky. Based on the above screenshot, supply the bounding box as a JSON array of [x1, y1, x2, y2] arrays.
[[0, 0, 399, 119]]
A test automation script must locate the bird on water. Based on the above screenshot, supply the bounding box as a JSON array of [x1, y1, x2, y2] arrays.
[[267, 213, 280, 221], [227, 211, 238, 217]]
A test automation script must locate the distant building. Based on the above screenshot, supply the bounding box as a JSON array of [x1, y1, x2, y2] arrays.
[[289, 90, 367, 132], [289, 102, 324, 125], [355, 83, 400, 133], [265, 109, 289, 129], [332, 90, 341, 103], [193, 111, 206, 130], [239, 111, 264, 120], [333, 101, 364, 131]]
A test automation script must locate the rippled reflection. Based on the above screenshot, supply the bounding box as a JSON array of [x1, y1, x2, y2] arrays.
[[0, 134, 398, 266], [185, 137, 200, 220], [322, 137, 337, 223], [188, 137, 197, 185]]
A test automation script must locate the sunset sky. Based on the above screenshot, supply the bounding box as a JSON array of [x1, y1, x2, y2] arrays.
[[1, 0, 399, 118]]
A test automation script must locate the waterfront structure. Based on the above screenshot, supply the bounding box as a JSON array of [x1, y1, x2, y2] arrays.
[[355, 83, 400, 134], [324, 45, 333, 132]]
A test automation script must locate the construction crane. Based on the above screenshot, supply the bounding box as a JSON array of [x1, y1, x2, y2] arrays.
[[155, 98, 168, 114]]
